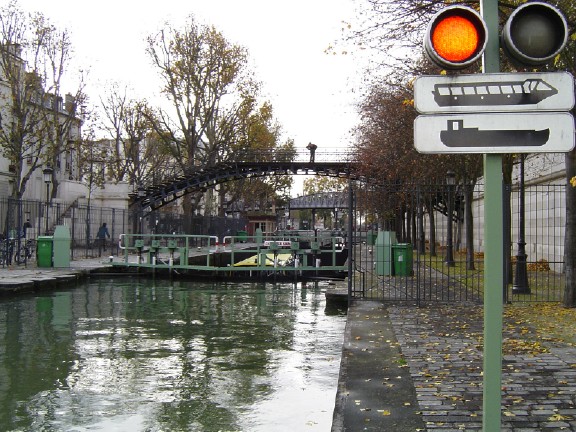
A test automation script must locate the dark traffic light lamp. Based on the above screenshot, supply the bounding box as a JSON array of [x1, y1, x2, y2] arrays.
[[501, 1, 568, 66]]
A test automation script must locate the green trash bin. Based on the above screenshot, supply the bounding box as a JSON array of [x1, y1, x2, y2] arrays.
[[366, 230, 377, 246], [237, 230, 248, 243], [37, 236, 53, 268], [392, 243, 413, 276]]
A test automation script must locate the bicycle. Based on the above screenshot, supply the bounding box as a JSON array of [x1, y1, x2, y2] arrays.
[[0, 238, 15, 266], [15, 238, 36, 265]]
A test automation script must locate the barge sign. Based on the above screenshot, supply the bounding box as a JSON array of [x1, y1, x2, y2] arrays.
[[414, 112, 575, 154]]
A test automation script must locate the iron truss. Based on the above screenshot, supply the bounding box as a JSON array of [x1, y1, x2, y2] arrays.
[[289, 192, 348, 209], [133, 161, 355, 215]]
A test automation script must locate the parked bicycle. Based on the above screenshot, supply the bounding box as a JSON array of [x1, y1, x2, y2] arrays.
[[0, 237, 15, 266], [15, 238, 36, 265]]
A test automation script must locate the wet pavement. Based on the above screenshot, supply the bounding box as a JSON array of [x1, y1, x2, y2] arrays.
[[332, 299, 576, 431], [0, 257, 114, 295], [332, 300, 427, 431]]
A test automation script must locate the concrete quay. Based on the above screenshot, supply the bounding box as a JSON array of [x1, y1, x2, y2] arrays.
[[1, 261, 576, 431], [0, 257, 115, 295]]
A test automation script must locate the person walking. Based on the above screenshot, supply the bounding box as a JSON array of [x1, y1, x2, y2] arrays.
[[22, 219, 32, 238], [96, 223, 111, 257]]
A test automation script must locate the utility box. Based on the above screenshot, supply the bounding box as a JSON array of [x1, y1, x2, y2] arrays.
[[53, 225, 71, 268], [375, 231, 397, 276], [37, 236, 53, 268], [255, 228, 263, 245], [392, 243, 413, 276]]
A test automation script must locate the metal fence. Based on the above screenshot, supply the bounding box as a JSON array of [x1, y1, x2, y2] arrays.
[[1, 179, 567, 302], [0, 197, 130, 260], [350, 181, 567, 303], [0, 197, 249, 262]]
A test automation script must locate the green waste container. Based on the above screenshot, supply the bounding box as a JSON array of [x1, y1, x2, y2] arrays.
[[53, 225, 71, 268], [237, 230, 247, 243], [366, 230, 377, 245], [37, 236, 53, 268], [392, 243, 413, 276]]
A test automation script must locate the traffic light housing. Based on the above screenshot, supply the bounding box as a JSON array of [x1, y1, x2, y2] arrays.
[[501, 1, 568, 66], [424, 6, 488, 70], [424, 2, 569, 70]]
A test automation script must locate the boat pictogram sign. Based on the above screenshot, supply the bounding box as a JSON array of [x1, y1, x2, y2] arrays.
[[414, 72, 574, 114], [414, 112, 575, 154]]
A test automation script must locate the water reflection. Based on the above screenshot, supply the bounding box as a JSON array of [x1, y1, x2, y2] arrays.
[[0, 279, 346, 431]]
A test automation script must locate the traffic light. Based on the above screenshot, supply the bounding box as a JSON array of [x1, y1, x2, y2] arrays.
[[424, 2, 569, 70], [424, 6, 488, 70], [501, 1, 568, 66]]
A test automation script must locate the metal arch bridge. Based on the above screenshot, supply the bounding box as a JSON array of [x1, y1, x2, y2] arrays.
[[133, 149, 356, 215]]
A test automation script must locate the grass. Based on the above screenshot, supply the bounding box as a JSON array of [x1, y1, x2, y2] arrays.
[[418, 249, 565, 302], [504, 302, 576, 346]]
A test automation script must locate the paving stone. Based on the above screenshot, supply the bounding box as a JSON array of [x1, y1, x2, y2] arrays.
[[388, 304, 576, 431]]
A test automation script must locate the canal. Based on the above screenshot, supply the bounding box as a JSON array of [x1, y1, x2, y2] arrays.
[[0, 278, 347, 431]]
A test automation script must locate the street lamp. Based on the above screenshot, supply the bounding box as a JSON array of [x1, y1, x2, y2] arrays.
[[42, 165, 53, 234], [513, 155, 530, 294], [334, 208, 340, 230], [137, 185, 146, 234], [445, 170, 456, 267]]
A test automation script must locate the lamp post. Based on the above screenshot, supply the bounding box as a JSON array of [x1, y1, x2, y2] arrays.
[[334, 208, 339, 230], [513, 155, 530, 294], [445, 170, 456, 267], [137, 185, 146, 234], [42, 165, 53, 235]]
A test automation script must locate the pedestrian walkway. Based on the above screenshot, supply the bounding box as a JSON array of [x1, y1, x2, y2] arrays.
[[0, 257, 113, 294], [390, 304, 576, 431], [332, 301, 427, 431], [333, 299, 576, 431]]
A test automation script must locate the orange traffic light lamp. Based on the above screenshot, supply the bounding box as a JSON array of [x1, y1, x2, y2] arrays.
[[424, 6, 488, 70], [501, 1, 568, 66]]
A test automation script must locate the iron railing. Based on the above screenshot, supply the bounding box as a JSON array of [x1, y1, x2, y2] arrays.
[[350, 182, 567, 303]]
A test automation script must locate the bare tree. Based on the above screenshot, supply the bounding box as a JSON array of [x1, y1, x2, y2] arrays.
[[0, 2, 85, 199], [0, 3, 47, 199], [38, 17, 87, 199], [98, 84, 174, 188]]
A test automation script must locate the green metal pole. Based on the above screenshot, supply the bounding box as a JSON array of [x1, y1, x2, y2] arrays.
[[480, 0, 503, 430]]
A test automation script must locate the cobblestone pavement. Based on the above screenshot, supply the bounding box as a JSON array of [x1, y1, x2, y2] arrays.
[[389, 304, 576, 431]]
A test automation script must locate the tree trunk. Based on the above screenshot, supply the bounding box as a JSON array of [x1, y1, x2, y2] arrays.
[[425, 200, 437, 256], [411, 205, 416, 248], [564, 149, 576, 307], [417, 198, 426, 255]]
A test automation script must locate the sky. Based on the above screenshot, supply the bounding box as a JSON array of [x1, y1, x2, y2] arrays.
[[16, 0, 366, 154]]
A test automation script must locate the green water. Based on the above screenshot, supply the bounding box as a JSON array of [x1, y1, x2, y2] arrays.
[[0, 279, 347, 432]]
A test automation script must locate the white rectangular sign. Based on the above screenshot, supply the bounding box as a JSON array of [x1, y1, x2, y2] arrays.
[[414, 72, 575, 114], [414, 112, 575, 154]]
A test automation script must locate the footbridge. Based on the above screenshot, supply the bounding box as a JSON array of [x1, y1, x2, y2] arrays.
[[133, 149, 356, 215]]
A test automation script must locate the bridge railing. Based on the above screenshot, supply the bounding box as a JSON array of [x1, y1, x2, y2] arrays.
[[233, 149, 355, 164]]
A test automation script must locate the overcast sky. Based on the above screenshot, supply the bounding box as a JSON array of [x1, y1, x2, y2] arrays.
[[16, 0, 365, 154]]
